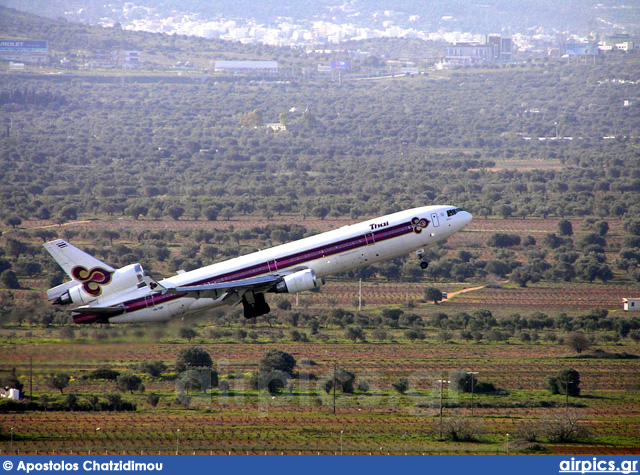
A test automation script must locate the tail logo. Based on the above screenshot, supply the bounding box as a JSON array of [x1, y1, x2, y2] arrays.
[[411, 217, 429, 234], [72, 266, 113, 297]]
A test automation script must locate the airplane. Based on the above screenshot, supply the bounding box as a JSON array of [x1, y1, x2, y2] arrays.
[[43, 205, 472, 324]]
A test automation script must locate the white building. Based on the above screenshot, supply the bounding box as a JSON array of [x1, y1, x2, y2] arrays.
[[623, 298, 640, 311], [213, 60, 278, 76], [0, 388, 20, 400]]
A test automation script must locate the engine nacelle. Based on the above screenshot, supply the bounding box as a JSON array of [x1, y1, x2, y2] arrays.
[[275, 269, 323, 294], [52, 263, 147, 306]]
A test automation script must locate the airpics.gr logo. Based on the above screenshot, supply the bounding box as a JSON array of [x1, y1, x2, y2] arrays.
[[411, 217, 429, 234], [71, 266, 113, 297]]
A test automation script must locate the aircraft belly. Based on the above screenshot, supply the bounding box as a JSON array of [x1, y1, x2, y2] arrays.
[[109, 307, 172, 323], [109, 296, 197, 323], [187, 297, 226, 314]]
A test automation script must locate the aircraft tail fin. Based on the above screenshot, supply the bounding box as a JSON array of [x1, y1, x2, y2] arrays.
[[43, 239, 115, 280]]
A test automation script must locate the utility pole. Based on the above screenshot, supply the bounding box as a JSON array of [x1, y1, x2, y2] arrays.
[[437, 378, 450, 439], [469, 371, 479, 416], [333, 362, 337, 415], [358, 278, 362, 311], [175, 429, 180, 455]]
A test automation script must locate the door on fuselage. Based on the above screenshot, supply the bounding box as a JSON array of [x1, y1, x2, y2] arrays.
[[430, 212, 440, 227]]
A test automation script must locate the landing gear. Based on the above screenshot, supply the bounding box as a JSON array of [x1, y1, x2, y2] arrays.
[[242, 291, 271, 319], [417, 249, 429, 270]]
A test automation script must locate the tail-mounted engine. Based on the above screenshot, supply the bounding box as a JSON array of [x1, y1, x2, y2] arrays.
[[49, 263, 149, 306], [274, 269, 324, 294]]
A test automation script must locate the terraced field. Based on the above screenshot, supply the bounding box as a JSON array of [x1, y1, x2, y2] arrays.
[[2, 333, 640, 455]]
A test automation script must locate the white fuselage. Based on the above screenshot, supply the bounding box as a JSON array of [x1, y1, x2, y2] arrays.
[[106, 205, 471, 323]]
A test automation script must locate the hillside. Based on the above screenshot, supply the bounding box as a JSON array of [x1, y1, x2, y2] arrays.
[[2, 0, 640, 36], [0, 6, 287, 68]]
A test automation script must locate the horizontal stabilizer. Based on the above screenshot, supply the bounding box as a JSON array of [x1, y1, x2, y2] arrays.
[[46, 280, 77, 302]]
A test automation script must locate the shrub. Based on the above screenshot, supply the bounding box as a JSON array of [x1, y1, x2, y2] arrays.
[[405, 329, 426, 341], [259, 349, 296, 375], [177, 368, 218, 393], [474, 382, 496, 393], [392, 378, 409, 394], [437, 330, 453, 342], [178, 327, 199, 341], [89, 367, 120, 381], [487, 233, 521, 248], [146, 393, 160, 407], [46, 373, 70, 394], [176, 347, 213, 372], [139, 360, 167, 378], [116, 374, 143, 394], [546, 368, 580, 396], [540, 412, 589, 443], [344, 325, 366, 342], [450, 370, 478, 393], [233, 329, 247, 341], [371, 329, 388, 341], [441, 417, 484, 442], [0, 270, 20, 289], [558, 219, 573, 236], [64, 394, 78, 411], [249, 369, 291, 394], [104, 393, 136, 412], [424, 287, 443, 304], [486, 329, 507, 342], [566, 332, 591, 354], [323, 369, 356, 394]]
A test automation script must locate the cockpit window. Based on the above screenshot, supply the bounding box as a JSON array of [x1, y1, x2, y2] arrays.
[[134, 263, 146, 282], [447, 208, 461, 217]]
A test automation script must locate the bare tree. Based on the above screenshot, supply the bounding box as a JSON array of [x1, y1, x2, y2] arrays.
[[441, 416, 484, 442], [539, 411, 589, 443]]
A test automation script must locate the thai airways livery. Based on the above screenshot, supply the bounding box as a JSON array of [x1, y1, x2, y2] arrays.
[[44, 206, 471, 324]]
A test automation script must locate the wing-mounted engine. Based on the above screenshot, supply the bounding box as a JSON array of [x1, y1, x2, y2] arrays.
[[48, 263, 149, 306], [274, 269, 324, 294]]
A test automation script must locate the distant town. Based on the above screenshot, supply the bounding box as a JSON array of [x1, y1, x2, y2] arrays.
[[1, 31, 635, 78], [0, 3, 637, 78]]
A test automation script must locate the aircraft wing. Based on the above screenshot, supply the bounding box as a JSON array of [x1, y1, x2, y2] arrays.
[[166, 274, 283, 299]]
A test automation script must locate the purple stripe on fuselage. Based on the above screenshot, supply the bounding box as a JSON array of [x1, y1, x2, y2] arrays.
[[72, 313, 107, 324], [116, 220, 415, 315]]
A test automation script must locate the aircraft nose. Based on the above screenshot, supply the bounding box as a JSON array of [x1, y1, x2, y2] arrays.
[[460, 211, 472, 228]]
